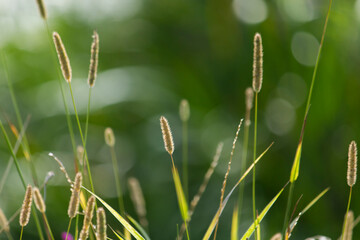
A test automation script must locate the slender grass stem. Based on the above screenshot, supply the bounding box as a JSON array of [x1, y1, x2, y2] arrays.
[[65, 218, 72, 240], [82, 87, 92, 171], [5, 230, 14, 240], [42, 213, 54, 240], [43, 21, 78, 170], [20, 227, 23, 240], [341, 187, 352, 240], [252, 92, 258, 236], [68, 82, 95, 195], [75, 214, 79, 240], [182, 120, 188, 202], [282, 182, 295, 234], [110, 145, 125, 214], [237, 122, 250, 223]]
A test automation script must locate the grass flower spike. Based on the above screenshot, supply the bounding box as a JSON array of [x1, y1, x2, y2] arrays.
[[20, 185, 32, 227], [96, 207, 107, 240], [36, 0, 47, 19], [53, 32, 72, 82], [252, 33, 263, 93], [88, 31, 99, 87], [33, 187, 46, 213], [68, 172, 82, 218], [347, 141, 357, 187], [160, 116, 174, 155]]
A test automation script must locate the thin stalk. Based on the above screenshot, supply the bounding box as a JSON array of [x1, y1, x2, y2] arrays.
[[341, 187, 352, 240], [75, 214, 79, 240], [65, 218, 72, 240], [252, 92, 258, 234], [5, 231, 14, 240], [20, 227, 23, 240], [184, 221, 190, 240], [42, 213, 54, 240], [82, 87, 92, 173], [43, 21, 78, 169], [283, 0, 332, 233], [237, 122, 250, 222], [282, 182, 295, 234], [182, 120, 189, 202], [68, 82, 95, 195], [110, 145, 125, 214], [0, 50, 39, 186]]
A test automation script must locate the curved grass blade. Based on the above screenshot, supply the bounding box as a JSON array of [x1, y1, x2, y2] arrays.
[[172, 166, 189, 222], [126, 215, 151, 240], [82, 186, 145, 240], [241, 183, 288, 240], [202, 142, 274, 240], [109, 225, 125, 240]]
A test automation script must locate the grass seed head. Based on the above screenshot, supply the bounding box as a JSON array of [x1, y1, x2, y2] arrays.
[[347, 141, 357, 187], [104, 127, 115, 147], [252, 33, 263, 93], [96, 208, 107, 240], [0, 208, 9, 232], [77, 145, 85, 166], [160, 116, 174, 155], [33, 187, 46, 213], [20, 185, 33, 227], [245, 87, 254, 126], [68, 172, 82, 218], [270, 233, 282, 240], [128, 177, 148, 227], [36, 0, 47, 19], [343, 210, 354, 240], [80, 196, 96, 240], [88, 31, 99, 87], [179, 99, 190, 122], [53, 32, 72, 82]]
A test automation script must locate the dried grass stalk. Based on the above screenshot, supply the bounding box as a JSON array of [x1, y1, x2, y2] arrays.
[[20, 185, 32, 227], [68, 172, 82, 218], [33, 187, 46, 213], [160, 116, 174, 155], [36, 0, 47, 19], [53, 32, 72, 82], [96, 207, 107, 240], [252, 33, 263, 93], [128, 177, 148, 227], [88, 31, 99, 87], [347, 141, 357, 187]]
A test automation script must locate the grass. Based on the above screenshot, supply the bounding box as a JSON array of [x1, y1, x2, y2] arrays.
[[0, 0, 358, 239]]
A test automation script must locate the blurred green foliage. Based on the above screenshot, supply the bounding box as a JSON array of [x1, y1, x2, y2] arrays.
[[1, 0, 360, 239]]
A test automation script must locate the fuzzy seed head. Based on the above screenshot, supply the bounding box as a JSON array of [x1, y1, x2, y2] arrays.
[[347, 141, 357, 187], [252, 33, 263, 93], [20, 185, 32, 227], [88, 31, 99, 87], [77, 145, 84, 166], [343, 210, 354, 240], [33, 187, 46, 213], [104, 127, 115, 147], [80, 196, 96, 240], [53, 32, 72, 82], [270, 233, 282, 240], [68, 172, 82, 218], [128, 177, 148, 227], [0, 209, 9, 232], [160, 116, 174, 155], [245, 87, 254, 126], [179, 99, 190, 122], [36, 0, 47, 19], [96, 208, 107, 240]]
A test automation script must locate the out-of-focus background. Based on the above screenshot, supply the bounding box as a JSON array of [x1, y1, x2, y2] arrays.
[[0, 0, 360, 239]]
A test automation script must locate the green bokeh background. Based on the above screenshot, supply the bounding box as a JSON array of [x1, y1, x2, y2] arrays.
[[0, 0, 360, 239]]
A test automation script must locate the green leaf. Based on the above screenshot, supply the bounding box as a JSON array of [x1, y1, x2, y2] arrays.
[[290, 143, 302, 183], [202, 142, 274, 240], [241, 184, 287, 240], [126, 215, 151, 240], [109, 225, 125, 240], [172, 166, 189, 222], [82, 186, 145, 240]]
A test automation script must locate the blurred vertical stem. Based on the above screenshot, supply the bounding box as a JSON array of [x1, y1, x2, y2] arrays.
[[252, 92, 258, 236], [0, 50, 39, 186], [182, 118, 189, 201], [110, 144, 125, 214], [44, 21, 78, 170], [282, 0, 332, 234], [341, 187, 352, 240], [82, 87, 92, 174]]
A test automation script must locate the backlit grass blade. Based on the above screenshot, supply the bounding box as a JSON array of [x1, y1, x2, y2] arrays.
[[241, 183, 287, 240], [286, 188, 329, 239], [172, 166, 189, 222], [202, 142, 274, 240], [126, 215, 151, 240], [231, 205, 238, 240], [82, 186, 145, 240], [109, 225, 125, 240]]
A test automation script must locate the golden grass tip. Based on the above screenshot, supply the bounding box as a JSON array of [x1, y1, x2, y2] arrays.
[[252, 33, 263, 93], [53, 32, 72, 83], [160, 116, 174, 155], [20, 185, 32, 227], [347, 140, 357, 187]]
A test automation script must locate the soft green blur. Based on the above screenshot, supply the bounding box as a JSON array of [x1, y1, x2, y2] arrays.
[[0, 0, 359, 239]]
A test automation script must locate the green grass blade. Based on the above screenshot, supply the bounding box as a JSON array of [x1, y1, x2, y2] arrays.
[[202, 143, 274, 240], [82, 186, 145, 240], [241, 183, 287, 240], [109, 225, 125, 240], [172, 166, 189, 222], [126, 215, 151, 240], [231, 205, 238, 240], [290, 144, 302, 183]]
